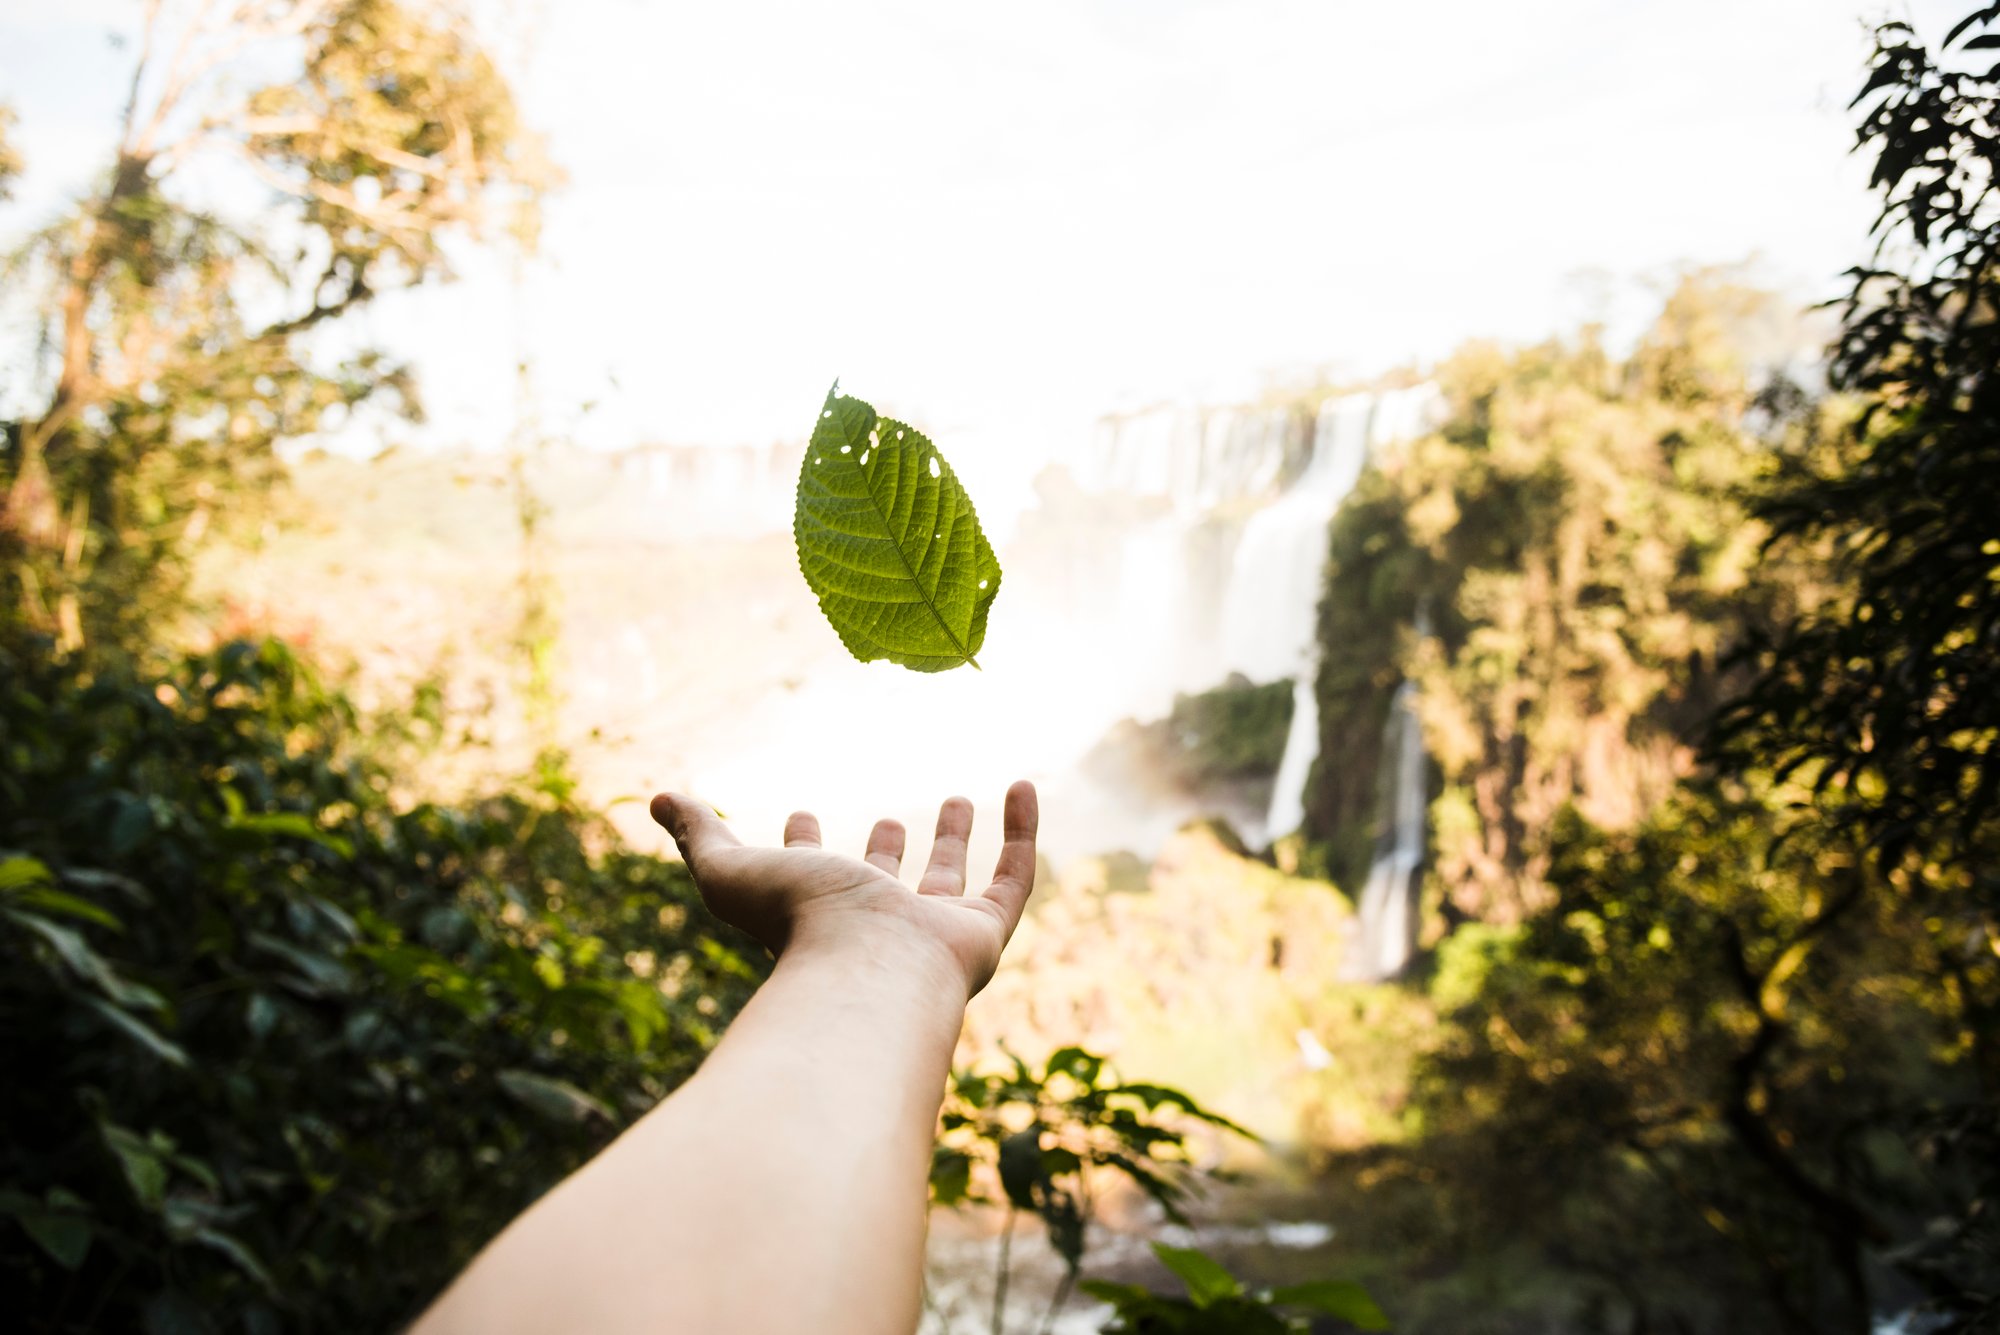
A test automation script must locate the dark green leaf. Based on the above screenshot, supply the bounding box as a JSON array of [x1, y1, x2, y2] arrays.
[[930, 1145, 974, 1207], [1078, 1279, 1155, 1306], [7, 909, 165, 1009], [227, 810, 354, 859], [998, 1127, 1045, 1210], [497, 1069, 613, 1124], [11, 886, 122, 930], [1045, 1046, 1105, 1086], [1269, 1280, 1390, 1330], [103, 1124, 172, 1211], [0, 1189, 92, 1270], [82, 996, 190, 1067], [1153, 1243, 1242, 1308]]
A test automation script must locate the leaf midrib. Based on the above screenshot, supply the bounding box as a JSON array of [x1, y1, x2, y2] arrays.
[[826, 414, 979, 668]]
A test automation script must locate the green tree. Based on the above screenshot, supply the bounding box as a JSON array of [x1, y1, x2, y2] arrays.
[[0, 0, 550, 648], [0, 633, 764, 1330], [1409, 784, 1964, 1334], [1714, 7, 2000, 1323], [1310, 13, 2000, 1327], [1721, 3, 2000, 1076], [1302, 276, 1788, 923]]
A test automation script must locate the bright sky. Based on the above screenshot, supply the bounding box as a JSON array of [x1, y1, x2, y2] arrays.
[[0, 0, 1955, 458]]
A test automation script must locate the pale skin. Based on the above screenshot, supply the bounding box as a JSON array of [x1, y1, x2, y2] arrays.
[[414, 780, 1040, 1335]]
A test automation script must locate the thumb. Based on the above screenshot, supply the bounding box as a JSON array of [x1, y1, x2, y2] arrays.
[[649, 793, 742, 874]]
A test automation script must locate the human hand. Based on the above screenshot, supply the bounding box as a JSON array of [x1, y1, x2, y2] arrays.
[[648, 781, 1039, 1000]]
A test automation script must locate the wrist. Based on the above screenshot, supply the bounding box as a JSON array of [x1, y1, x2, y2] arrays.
[[780, 909, 973, 1020]]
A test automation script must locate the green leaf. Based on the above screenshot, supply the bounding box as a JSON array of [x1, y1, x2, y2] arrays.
[[0, 854, 53, 891], [225, 810, 354, 859], [497, 1069, 613, 1124], [248, 931, 352, 996], [793, 383, 1001, 672], [5, 909, 162, 1009], [1269, 1280, 1389, 1329], [0, 1189, 92, 1270], [1045, 1046, 1105, 1086], [103, 1124, 172, 1211], [82, 996, 190, 1067], [245, 991, 281, 1037], [929, 1145, 973, 1207], [192, 1227, 277, 1292], [1077, 1279, 1155, 1307], [1041, 1146, 1084, 1178], [12, 886, 123, 930], [1152, 1243, 1241, 1308], [1115, 1082, 1259, 1141], [998, 1127, 1046, 1210]]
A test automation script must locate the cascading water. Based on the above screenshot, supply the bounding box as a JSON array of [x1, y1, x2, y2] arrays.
[[1254, 385, 1441, 842], [1342, 677, 1427, 981], [1218, 395, 1373, 683], [1074, 385, 1440, 848]]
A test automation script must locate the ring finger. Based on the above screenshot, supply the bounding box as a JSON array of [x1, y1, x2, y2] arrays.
[[865, 818, 906, 876]]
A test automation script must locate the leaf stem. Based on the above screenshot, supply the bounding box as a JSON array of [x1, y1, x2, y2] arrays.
[[991, 1206, 1016, 1335]]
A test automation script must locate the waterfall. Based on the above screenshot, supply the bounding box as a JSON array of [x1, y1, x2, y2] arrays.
[[1256, 385, 1440, 841], [1340, 601, 1436, 982], [1263, 674, 1320, 841], [1342, 679, 1427, 981], [1218, 395, 1373, 682]]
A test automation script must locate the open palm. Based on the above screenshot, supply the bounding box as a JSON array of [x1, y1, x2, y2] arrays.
[[649, 782, 1039, 998]]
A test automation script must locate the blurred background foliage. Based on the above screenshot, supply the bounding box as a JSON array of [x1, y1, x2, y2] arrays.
[[1286, 9, 2000, 1332], [0, 634, 762, 1331], [0, 3, 761, 1331], [2, 2, 1998, 1334]]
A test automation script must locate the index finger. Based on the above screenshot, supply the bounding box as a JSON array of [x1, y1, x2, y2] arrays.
[[973, 781, 1039, 933]]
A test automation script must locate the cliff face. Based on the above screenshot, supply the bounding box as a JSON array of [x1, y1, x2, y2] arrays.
[[1303, 279, 1809, 928]]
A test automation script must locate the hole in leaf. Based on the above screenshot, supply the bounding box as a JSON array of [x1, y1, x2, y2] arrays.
[[823, 410, 833, 418], [979, 579, 989, 589], [928, 457, 941, 479], [840, 444, 850, 453], [859, 449, 870, 465], [897, 430, 905, 440]]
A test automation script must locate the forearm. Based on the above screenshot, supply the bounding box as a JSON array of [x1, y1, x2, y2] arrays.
[[416, 927, 966, 1335]]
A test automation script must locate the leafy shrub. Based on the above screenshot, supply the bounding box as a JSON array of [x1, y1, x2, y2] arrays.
[[929, 1046, 1253, 1333], [1084, 1243, 1386, 1333], [0, 632, 763, 1332]]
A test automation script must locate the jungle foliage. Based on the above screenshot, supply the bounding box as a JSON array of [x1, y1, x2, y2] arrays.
[[1086, 673, 1296, 816], [1301, 8, 2000, 1330], [2, 0, 549, 653], [927, 1047, 1261, 1335], [0, 632, 764, 1331], [1301, 276, 1789, 918], [0, 7, 768, 1331]]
